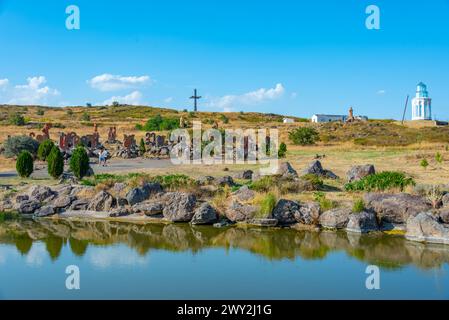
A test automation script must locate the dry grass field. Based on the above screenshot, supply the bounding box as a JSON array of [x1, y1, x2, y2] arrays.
[[1, 104, 449, 189]]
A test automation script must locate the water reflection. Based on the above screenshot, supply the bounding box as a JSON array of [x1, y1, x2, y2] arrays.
[[0, 219, 448, 270]]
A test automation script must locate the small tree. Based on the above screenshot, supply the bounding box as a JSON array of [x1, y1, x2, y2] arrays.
[[139, 138, 146, 155], [47, 146, 64, 179], [278, 142, 287, 158], [69, 146, 90, 179], [16, 151, 34, 178], [289, 127, 320, 146], [36, 109, 45, 116], [420, 159, 429, 170], [112, 101, 120, 107], [86, 103, 92, 108], [37, 139, 55, 161], [10, 113, 26, 126]]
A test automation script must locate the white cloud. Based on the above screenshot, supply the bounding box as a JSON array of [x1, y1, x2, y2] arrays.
[[103, 90, 143, 105], [88, 73, 151, 92], [164, 97, 173, 103], [210, 83, 285, 111], [377, 89, 386, 95], [88, 247, 149, 269], [6, 76, 60, 105], [0, 78, 9, 88]]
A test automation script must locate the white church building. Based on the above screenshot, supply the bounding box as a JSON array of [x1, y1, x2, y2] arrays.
[[412, 82, 432, 121]]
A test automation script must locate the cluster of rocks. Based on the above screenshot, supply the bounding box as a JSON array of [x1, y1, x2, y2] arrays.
[[2, 160, 449, 246]]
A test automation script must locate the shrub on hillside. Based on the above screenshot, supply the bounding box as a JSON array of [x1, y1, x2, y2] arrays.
[[289, 127, 320, 146], [344, 171, 415, 192], [37, 139, 55, 161], [16, 151, 34, 178], [9, 113, 26, 126], [69, 146, 90, 179], [47, 146, 64, 179], [139, 114, 179, 131], [3, 136, 39, 158]]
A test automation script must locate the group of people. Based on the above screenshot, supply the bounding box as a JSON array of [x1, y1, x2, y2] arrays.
[[98, 147, 109, 167]]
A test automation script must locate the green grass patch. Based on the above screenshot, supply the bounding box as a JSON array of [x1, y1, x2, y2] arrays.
[[344, 171, 415, 192]]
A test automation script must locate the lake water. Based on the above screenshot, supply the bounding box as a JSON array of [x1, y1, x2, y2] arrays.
[[0, 219, 448, 300]]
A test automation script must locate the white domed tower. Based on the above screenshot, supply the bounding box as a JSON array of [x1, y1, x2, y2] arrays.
[[412, 82, 432, 120]]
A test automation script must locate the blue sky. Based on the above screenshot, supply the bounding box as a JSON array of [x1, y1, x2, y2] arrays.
[[0, 0, 448, 120]]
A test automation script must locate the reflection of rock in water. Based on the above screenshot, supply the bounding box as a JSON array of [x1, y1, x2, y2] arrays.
[[0, 219, 448, 269]]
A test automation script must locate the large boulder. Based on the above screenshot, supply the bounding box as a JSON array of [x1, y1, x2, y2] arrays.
[[109, 207, 132, 218], [162, 192, 197, 222], [87, 191, 115, 211], [132, 201, 164, 216], [248, 219, 278, 227], [196, 176, 215, 186], [319, 208, 352, 229], [69, 199, 89, 211], [294, 202, 321, 225], [234, 170, 254, 180], [36, 205, 56, 217], [126, 182, 163, 205], [275, 162, 298, 179], [302, 160, 338, 179], [406, 212, 449, 245], [363, 193, 431, 224], [191, 203, 218, 225], [346, 211, 379, 233], [441, 193, 449, 207], [52, 195, 76, 211], [346, 165, 375, 182], [439, 209, 449, 224], [216, 176, 236, 187], [18, 200, 41, 214], [28, 185, 54, 202], [272, 200, 299, 225], [232, 185, 256, 202], [225, 201, 258, 222], [272, 200, 321, 225]]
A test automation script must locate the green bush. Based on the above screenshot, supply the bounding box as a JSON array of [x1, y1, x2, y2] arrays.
[[81, 112, 91, 122], [313, 191, 337, 211], [278, 142, 287, 158], [257, 193, 277, 218], [289, 127, 320, 145], [352, 199, 365, 213], [220, 114, 229, 124], [3, 136, 39, 158], [9, 113, 26, 126], [69, 146, 90, 179], [47, 146, 64, 179], [36, 109, 45, 116], [249, 176, 275, 192], [139, 114, 179, 131], [420, 159, 429, 169], [16, 151, 34, 178], [344, 171, 415, 192], [37, 139, 55, 161]]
